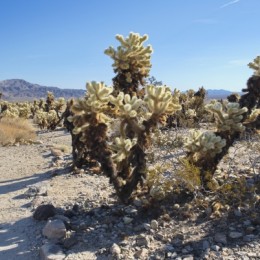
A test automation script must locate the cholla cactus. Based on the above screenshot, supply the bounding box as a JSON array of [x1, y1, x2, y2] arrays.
[[248, 108, 260, 122], [54, 97, 66, 112], [18, 102, 32, 119], [0, 102, 19, 118], [69, 80, 182, 201], [34, 109, 59, 130], [144, 85, 181, 115], [105, 32, 153, 96], [71, 81, 113, 128], [109, 92, 143, 118], [185, 130, 226, 160], [45, 91, 55, 112], [110, 137, 137, 162], [248, 56, 260, 76], [205, 102, 247, 134], [186, 109, 196, 118]]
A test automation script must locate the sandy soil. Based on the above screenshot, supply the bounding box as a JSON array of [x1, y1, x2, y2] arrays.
[[0, 129, 70, 259], [0, 128, 259, 260]]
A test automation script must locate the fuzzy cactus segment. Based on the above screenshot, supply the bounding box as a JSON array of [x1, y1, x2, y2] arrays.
[[247, 108, 260, 122], [205, 102, 248, 134], [109, 92, 143, 118], [104, 32, 153, 80], [248, 56, 260, 76], [71, 81, 112, 123], [144, 85, 181, 115], [86, 81, 113, 112], [110, 137, 136, 162], [185, 130, 226, 159]]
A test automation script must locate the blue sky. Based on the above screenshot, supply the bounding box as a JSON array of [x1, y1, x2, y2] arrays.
[[0, 0, 259, 92]]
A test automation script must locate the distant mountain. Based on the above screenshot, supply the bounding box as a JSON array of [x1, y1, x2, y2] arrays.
[[0, 79, 86, 101], [206, 89, 242, 100], [0, 79, 241, 102]]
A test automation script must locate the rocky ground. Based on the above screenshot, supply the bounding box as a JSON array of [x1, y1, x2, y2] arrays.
[[0, 128, 259, 260]]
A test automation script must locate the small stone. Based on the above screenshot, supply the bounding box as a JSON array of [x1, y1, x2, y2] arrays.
[[229, 231, 243, 239], [214, 233, 227, 245], [136, 235, 150, 247], [234, 208, 242, 217], [243, 234, 255, 242], [63, 233, 78, 249], [40, 242, 66, 260], [143, 223, 151, 231], [133, 199, 142, 207], [202, 240, 210, 250], [110, 243, 121, 255], [211, 245, 220, 251], [150, 220, 159, 230], [134, 248, 149, 259], [245, 226, 255, 234], [33, 204, 56, 221], [43, 219, 67, 240], [243, 220, 251, 226], [33, 140, 44, 144], [173, 204, 180, 210], [165, 244, 175, 252], [123, 216, 133, 224]]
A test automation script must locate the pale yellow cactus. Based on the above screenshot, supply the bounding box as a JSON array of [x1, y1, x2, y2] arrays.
[[205, 102, 248, 134], [71, 81, 113, 124], [185, 130, 226, 159], [54, 97, 66, 111], [248, 56, 260, 76], [34, 109, 59, 129], [186, 109, 197, 118], [110, 137, 137, 162], [104, 32, 153, 81], [144, 85, 181, 115], [1, 103, 19, 118], [109, 92, 143, 118], [247, 108, 260, 122]]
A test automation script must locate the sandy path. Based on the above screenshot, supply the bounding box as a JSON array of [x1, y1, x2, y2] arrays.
[[0, 131, 58, 259]]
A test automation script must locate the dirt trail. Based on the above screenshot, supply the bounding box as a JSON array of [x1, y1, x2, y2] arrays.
[[0, 130, 64, 259]]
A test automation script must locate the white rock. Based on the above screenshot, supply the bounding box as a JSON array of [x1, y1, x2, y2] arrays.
[[123, 216, 133, 224], [110, 243, 121, 255], [43, 219, 67, 240], [229, 231, 243, 239], [40, 242, 66, 260], [150, 219, 159, 230]]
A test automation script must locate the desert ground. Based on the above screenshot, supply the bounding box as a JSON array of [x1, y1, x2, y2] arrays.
[[0, 127, 259, 260]]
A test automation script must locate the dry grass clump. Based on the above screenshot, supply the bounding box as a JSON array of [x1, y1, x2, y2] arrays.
[[0, 117, 36, 146]]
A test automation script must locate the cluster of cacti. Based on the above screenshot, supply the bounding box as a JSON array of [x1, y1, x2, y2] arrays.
[[59, 32, 259, 209], [185, 130, 226, 161], [66, 79, 181, 202], [184, 56, 260, 188], [33, 92, 66, 130], [205, 102, 248, 134], [105, 32, 153, 96], [0, 101, 20, 118], [0, 100, 35, 119], [166, 87, 207, 128]]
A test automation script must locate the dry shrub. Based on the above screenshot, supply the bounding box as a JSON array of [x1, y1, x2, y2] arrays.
[[0, 117, 36, 146]]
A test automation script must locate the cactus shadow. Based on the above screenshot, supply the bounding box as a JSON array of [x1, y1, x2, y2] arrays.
[[0, 166, 71, 196], [148, 205, 260, 259]]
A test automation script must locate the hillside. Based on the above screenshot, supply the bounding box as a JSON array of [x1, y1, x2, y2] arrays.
[[0, 79, 241, 101], [205, 89, 241, 100], [0, 79, 85, 101]]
